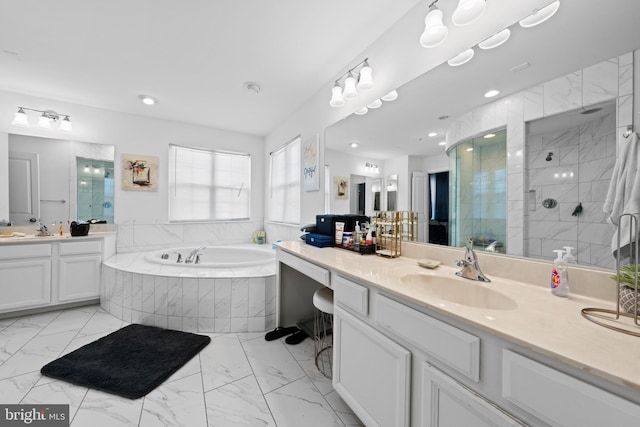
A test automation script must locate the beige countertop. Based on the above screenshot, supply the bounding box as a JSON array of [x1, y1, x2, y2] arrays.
[[0, 231, 115, 244], [277, 240, 640, 394]]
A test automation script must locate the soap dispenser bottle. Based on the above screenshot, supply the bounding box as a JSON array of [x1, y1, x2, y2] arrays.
[[551, 249, 569, 297]]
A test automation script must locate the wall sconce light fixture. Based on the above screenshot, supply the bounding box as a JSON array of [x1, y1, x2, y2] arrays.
[[420, 0, 486, 48], [365, 162, 379, 174], [11, 107, 73, 132], [330, 58, 374, 107]]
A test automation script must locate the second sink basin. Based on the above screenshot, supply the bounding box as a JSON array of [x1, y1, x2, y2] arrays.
[[400, 274, 517, 310]]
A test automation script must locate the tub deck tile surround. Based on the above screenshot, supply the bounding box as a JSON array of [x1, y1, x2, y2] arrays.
[[101, 245, 277, 333]]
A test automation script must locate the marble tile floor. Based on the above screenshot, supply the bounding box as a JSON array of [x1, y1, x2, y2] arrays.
[[0, 305, 363, 427]]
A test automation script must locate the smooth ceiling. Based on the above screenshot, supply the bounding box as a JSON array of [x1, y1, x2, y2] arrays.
[[0, 0, 419, 135]]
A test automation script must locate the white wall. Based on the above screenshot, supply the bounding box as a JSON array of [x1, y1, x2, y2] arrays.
[[0, 90, 265, 225]]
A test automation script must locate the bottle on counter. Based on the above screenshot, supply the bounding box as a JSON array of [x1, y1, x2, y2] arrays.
[[550, 249, 569, 297], [59, 221, 63, 236]]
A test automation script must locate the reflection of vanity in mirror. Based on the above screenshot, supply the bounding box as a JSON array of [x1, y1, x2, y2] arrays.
[[6, 134, 115, 226], [324, 2, 638, 270]]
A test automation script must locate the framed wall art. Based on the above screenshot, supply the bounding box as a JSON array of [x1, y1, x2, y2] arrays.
[[303, 134, 320, 191], [122, 153, 159, 191]]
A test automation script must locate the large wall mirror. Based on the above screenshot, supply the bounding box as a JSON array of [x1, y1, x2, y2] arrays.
[[323, 1, 640, 269], [7, 134, 115, 226]]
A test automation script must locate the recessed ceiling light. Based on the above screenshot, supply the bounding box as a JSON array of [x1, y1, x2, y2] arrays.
[[428, 132, 437, 137], [466, 147, 474, 152], [484, 133, 496, 138], [448, 48, 475, 67], [138, 95, 158, 105], [519, 1, 560, 28], [350, 142, 359, 148], [244, 81, 262, 94], [484, 89, 500, 98], [438, 141, 447, 146]]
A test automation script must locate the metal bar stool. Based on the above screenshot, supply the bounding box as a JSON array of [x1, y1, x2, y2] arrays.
[[313, 287, 334, 379]]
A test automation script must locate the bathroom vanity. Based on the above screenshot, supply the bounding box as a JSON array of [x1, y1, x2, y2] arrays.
[[0, 233, 116, 317], [276, 241, 640, 427]]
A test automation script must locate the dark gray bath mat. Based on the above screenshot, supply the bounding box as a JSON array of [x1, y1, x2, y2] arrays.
[[41, 323, 211, 399]]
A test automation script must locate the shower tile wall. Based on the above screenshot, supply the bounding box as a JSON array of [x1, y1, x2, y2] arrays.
[[525, 110, 616, 268], [446, 50, 633, 264]]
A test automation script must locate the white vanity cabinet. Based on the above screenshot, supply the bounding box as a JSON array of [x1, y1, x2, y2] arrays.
[[276, 246, 640, 427], [0, 244, 52, 312], [334, 273, 517, 426], [422, 364, 522, 427], [0, 237, 106, 316], [56, 240, 102, 303]]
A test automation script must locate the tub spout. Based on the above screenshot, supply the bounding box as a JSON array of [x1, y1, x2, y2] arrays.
[[186, 246, 205, 263]]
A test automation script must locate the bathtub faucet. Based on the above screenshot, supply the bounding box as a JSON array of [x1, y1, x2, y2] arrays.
[[185, 246, 206, 264]]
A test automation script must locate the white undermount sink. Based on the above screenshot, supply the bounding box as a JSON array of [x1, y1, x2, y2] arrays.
[[400, 274, 517, 310]]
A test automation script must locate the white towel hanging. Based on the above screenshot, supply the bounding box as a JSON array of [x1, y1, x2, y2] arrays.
[[604, 132, 640, 257]]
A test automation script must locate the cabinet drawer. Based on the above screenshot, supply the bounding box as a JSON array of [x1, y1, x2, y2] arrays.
[[277, 249, 330, 286], [375, 294, 480, 381], [333, 275, 369, 316], [0, 243, 51, 260], [59, 240, 102, 255], [502, 350, 640, 426]]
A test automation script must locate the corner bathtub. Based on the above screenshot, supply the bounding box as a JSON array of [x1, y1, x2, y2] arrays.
[[101, 244, 276, 334]]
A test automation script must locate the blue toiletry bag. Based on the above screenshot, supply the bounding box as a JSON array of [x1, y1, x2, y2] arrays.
[[305, 233, 334, 248]]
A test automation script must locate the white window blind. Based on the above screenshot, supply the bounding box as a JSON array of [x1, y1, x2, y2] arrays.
[[169, 145, 251, 221], [269, 136, 300, 223]]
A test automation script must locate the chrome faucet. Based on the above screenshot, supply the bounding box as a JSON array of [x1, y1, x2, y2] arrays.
[[36, 220, 51, 236], [455, 239, 490, 282], [185, 246, 205, 264]]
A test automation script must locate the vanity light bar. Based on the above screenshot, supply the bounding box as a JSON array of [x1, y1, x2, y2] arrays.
[[11, 107, 73, 132]]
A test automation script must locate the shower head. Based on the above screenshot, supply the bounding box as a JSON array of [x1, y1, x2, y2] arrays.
[[545, 152, 553, 161]]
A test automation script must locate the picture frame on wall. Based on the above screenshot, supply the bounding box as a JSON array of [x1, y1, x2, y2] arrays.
[[122, 153, 159, 191], [335, 176, 348, 199], [303, 134, 320, 192]]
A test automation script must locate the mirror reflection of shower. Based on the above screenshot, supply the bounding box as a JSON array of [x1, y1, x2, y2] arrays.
[[77, 157, 114, 223]]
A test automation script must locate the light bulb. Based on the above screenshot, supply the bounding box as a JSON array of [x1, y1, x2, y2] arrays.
[[484, 89, 500, 98], [11, 108, 29, 127], [519, 1, 560, 28], [60, 116, 73, 132], [420, 9, 448, 48], [343, 73, 358, 99], [357, 62, 373, 91], [37, 113, 52, 129], [381, 90, 398, 102], [478, 29, 511, 50], [452, 0, 486, 26], [447, 48, 475, 67], [329, 84, 345, 107]]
